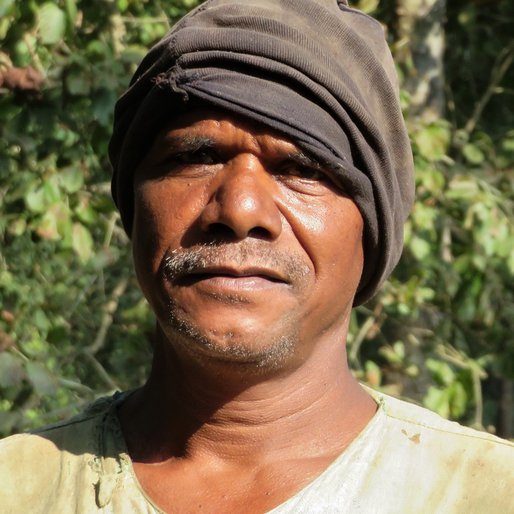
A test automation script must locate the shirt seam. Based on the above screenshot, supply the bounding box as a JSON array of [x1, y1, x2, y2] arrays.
[[383, 410, 514, 448]]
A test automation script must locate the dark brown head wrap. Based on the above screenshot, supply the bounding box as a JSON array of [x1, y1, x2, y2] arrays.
[[109, 0, 415, 305]]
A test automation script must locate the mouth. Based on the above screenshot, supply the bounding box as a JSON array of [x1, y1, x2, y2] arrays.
[[173, 266, 289, 288], [162, 245, 309, 296]]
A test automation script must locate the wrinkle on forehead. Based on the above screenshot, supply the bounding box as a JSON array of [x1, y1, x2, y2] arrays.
[[158, 111, 312, 161]]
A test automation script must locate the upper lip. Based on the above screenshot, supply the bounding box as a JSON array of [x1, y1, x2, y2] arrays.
[[177, 265, 289, 283]]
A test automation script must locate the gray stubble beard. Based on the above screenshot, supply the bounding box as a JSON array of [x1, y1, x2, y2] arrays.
[[159, 243, 309, 372], [163, 297, 298, 373]]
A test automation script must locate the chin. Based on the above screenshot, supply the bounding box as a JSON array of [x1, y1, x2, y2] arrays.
[[159, 307, 298, 371]]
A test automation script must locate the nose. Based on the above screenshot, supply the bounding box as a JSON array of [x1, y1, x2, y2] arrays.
[[198, 155, 282, 241]]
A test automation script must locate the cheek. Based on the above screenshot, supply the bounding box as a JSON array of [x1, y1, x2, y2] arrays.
[[133, 181, 205, 248], [316, 204, 364, 328], [282, 195, 364, 317], [283, 195, 363, 275], [323, 202, 364, 291], [131, 181, 205, 292]]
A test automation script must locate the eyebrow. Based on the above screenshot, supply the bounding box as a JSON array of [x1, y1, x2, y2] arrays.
[[160, 134, 217, 154], [286, 150, 324, 170], [158, 133, 324, 171]]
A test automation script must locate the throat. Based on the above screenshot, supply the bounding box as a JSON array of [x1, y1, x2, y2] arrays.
[[116, 354, 377, 513], [118, 362, 377, 465], [130, 452, 341, 514]]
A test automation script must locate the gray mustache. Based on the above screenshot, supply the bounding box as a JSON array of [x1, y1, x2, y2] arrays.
[[163, 244, 310, 283]]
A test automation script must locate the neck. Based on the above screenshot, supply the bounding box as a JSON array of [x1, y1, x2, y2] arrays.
[[118, 325, 376, 466]]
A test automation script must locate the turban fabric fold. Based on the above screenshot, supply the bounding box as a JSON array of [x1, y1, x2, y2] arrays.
[[109, 0, 415, 305]]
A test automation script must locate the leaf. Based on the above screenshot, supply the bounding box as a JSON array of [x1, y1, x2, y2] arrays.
[[12, 40, 31, 67], [26, 362, 58, 396], [378, 345, 404, 366], [37, 3, 67, 45], [0, 0, 15, 18], [426, 358, 454, 386], [117, 0, 129, 12], [0, 353, 25, 389], [25, 188, 46, 213], [7, 218, 27, 236], [65, 70, 91, 96], [416, 167, 445, 195], [90, 247, 119, 269], [414, 123, 450, 161], [35, 210, 60, 240], [92, 89, 117, 127], [508, 251, 514, 276], [37, 203, 71, 241], [34, 309, 51, 332], [0, 412, 19, 436], [59, 167, 84, 193], [462, 143, 485, 165], [72, 223, 93, 263], [365, 360, 382, 387], [392, 341, 405, 360], [424, 387, 450, 419], [449, 381, 468, 419], [355, 0, 379, 14], [446, 177, 479, 200], [405, 364, 419, 378], [409, 236, 431, 260], [47, 325, 69, 345], [42, 178, 61, 205], [63, 0, 77, 32], [75, 198, 97, 224], [86, 40, 109, 59], [121, 45, 147, 65]]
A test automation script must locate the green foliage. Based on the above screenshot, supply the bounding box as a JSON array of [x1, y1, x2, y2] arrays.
[[0, 0, 201, 435], [350, 0, 514, 436], [1, 0, 513, 439]]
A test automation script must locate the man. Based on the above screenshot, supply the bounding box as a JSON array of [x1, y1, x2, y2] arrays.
[[1, 1, 513, 512]]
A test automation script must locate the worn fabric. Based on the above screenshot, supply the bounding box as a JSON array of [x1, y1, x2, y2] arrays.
[[108, 0, 415, 305], [1, 388, 513, 514]]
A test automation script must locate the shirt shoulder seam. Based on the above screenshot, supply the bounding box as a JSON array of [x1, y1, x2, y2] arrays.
[[384, 409, 514, 449]]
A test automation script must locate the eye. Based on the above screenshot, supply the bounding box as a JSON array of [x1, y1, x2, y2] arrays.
[[145, 146, 225, 181], [275, 162, 326, 182]]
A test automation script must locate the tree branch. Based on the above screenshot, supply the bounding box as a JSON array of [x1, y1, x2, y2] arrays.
[[80, 351, 119, 391], [462, 40, 514, 139], [86, 277, 129, 355]]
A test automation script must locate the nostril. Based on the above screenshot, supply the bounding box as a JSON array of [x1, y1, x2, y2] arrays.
[[207, 222, 238, 239], [248, 227, 271, 239], [205, 222, 273, 242]]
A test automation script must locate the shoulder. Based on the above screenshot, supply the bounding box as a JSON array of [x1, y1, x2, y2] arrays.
[[0, 393, 116, 458], [373, 387, 514, 450], [0, 393, 125, 513], [364, 387, 514, 511]]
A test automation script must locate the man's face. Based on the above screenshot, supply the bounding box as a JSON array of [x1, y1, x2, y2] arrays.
[[132, 110, 364, 371]]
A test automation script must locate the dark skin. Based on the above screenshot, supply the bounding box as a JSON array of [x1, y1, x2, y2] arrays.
[[118, 110, 377, 513]]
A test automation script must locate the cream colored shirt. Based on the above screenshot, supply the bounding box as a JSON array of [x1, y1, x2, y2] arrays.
[[1, 389, 513, 513]]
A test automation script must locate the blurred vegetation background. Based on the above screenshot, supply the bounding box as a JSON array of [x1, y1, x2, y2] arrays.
[[0, 0, 513, 439]]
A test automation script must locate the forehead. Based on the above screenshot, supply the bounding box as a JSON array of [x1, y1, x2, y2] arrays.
[[152, 108, 304, 156]]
